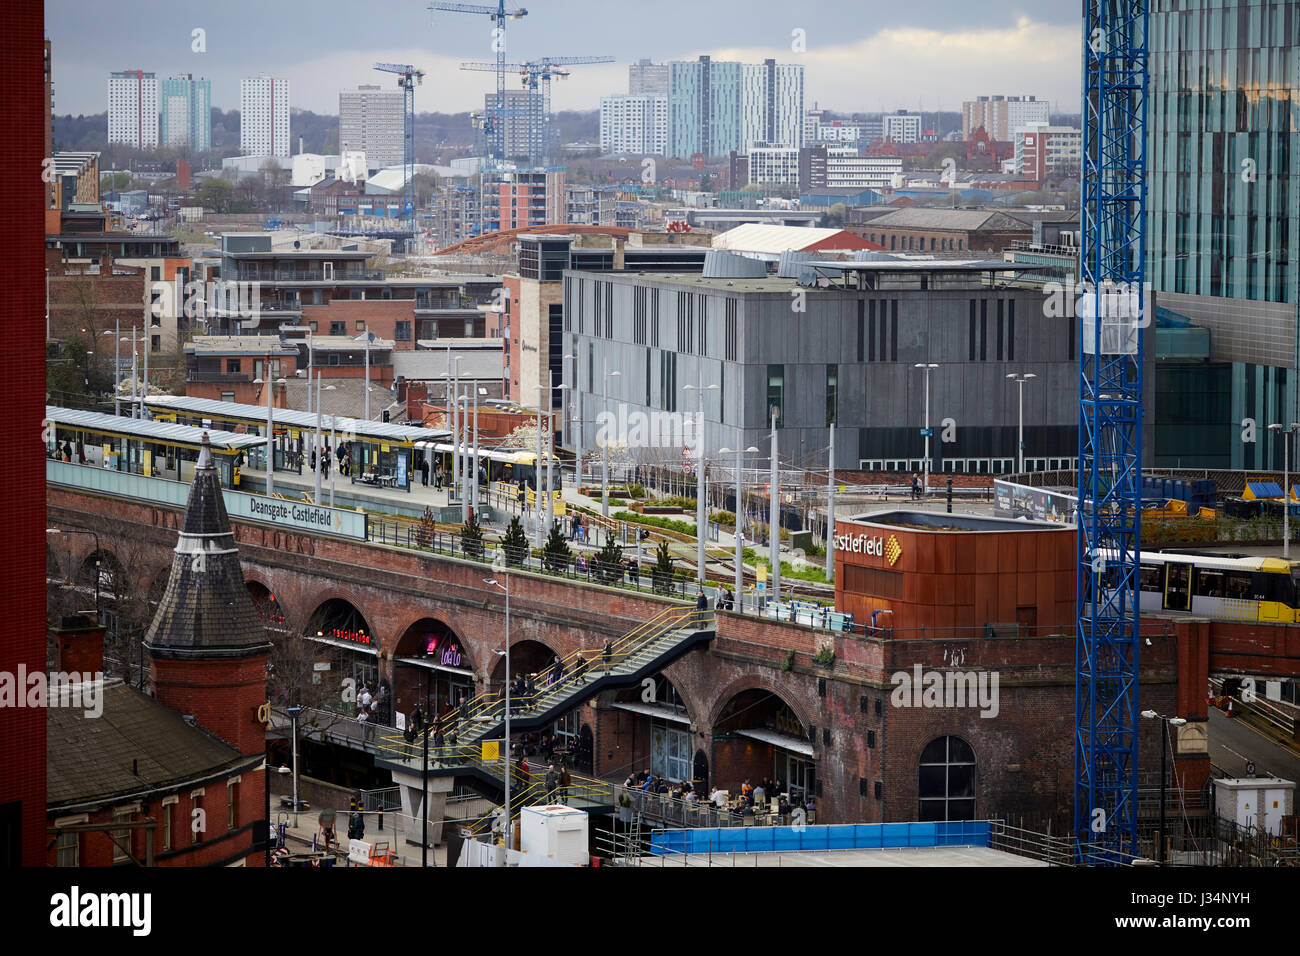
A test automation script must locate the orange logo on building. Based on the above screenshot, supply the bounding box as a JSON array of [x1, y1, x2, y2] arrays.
[[885, 535, 902, 567]]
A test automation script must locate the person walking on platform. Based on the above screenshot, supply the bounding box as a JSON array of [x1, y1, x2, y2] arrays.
[[419, 456, 429, 487]]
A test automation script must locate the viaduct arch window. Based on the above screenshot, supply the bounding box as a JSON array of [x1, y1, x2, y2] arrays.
[[918, 736, 976, 822]]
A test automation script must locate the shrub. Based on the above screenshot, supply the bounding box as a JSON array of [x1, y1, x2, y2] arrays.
[[460, 510, 484, 560], [501, 515, 528, 566]]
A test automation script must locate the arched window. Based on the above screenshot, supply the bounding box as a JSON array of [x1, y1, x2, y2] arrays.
[[918, 736, 976, 821]]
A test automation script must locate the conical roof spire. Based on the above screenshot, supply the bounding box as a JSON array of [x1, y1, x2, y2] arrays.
[[144, 434, 270, 660]]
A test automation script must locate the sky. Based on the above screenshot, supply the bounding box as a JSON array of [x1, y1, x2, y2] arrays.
[[47, 0, 1083, 117]]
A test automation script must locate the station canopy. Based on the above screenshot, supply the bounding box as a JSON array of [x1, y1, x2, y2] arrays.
[[143, 395, 448, 445], [47, 405, 265, 451]]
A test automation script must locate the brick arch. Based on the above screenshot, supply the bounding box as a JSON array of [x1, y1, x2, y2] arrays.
[[705, 674, 814, 738], [898, 728, 980, 771], [657, 661, 710, 727], [300, 591, 381, 658]]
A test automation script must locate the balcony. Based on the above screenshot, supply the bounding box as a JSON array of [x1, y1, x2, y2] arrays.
[[186, 371, 253, 384]]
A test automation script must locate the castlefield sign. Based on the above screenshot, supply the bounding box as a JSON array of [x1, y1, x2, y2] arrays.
[[834, 532, 903, 567], [227, 490, 366, 540]]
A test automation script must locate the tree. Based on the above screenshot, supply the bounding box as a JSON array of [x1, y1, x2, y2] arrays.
[[195, 177, 233, 213], [822, 202, 847, 228], [502, 515, 528, 566], [415, 506, 437, 549], [460, 509, 485, 560], [595, 535, 624, 585], [542, 521, 571, 573], [651, 540, 674, 595]]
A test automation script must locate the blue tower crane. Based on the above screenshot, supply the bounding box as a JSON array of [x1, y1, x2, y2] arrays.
[[372, 62, 424, 225], [1076, 0, 1149, 865], [429, 0, 528, 163], [460, 56, 613, 168]]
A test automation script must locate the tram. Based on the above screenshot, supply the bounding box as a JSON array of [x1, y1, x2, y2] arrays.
[[415, 441, 561, 492], [45, 406, 261, 488], [1100, 549, 1300, 624]]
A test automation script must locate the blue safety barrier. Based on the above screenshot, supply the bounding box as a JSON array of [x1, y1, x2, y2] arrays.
[[649, 820, 993, 856]]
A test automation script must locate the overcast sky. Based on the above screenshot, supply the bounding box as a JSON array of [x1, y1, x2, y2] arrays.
[[47, 0, 1083, 116]]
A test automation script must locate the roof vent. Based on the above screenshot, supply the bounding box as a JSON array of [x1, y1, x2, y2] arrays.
[[702, 250, 766, 279], [777, 250, 817, 278]]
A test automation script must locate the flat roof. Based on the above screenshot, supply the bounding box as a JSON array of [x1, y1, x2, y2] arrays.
[[187, 336, 300, 355], [143, 395, 446, 444], [47, 406, 265, 450], [845, 510, 1072, 533], [224, 249, 372, 259], [808, 259, 1049, 273]]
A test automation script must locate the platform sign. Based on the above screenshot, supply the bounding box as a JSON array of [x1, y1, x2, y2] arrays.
[[481, 741, 500, 761]]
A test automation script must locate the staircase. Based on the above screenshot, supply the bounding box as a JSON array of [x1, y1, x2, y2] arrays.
[[376, 605, 712, 771]]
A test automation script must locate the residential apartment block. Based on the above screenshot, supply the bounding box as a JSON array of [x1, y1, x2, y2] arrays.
[[107, 70, 159, 149], [339, 84, 404, 168], [241, 74, 289, 158], [160, 74, 211, 152], [668, 56, 803, 159], [962, 95, 1049, 141], [600, 95, 668, 155]]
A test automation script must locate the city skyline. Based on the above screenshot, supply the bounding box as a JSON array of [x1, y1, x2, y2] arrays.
[[49, 1, 1081, 117]]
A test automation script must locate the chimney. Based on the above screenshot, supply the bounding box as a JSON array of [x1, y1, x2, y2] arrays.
[[52, 613, 106, 676]]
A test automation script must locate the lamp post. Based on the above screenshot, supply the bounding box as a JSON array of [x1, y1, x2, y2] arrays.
[[1268, 422, 1300, 558], [1140, 709, 1187, 865], [602, 359, 621, 520], [683, 375, 719, 585], [471, 386, 487, 517], [458, 395, 471, 523], [286, 705, 303, 828], [452, 356, 464, 507], [914, 363, 939, 497], [312, 374, 335, 501], [719, 446, 758, 613], [826, 423, 836, 585], [564, 350, 580, 483], [554, 378, 570, 493], [485, 573, 511, 863], [421, 663, 430, 867], [769, 409, 780, 604], [98, 328, 120, 416], [1006, 372, 1037, 474], [47, 528, 100, 618], [532, 384, 556, 540], [353, 331, 376, 421]]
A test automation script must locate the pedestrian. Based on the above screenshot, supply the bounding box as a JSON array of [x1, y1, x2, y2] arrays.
[[545, 764, 558, 802], [602, 639, 613, 675], [519, 754, 530, 790], [569, 512, 578, 541], [573, 653, 587, 684], [911, 473, 921, 500], [525, 672, 537, 707], [419, 456, 429, 486], [558, 764, 572, 805], [696, 588, 709, 613], [458, 694, 470, 726]]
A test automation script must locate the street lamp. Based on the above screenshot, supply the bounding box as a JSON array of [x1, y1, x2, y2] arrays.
[[1006, 373, 1037, 474], [564, 350, 580, 483], [1268, 423, 1300, 558], [484, 573, 511, 862], [601, 361, 622, 520], [719, 446, 759, 613], [47, 528, 100, 618], [683, 377, 719, 584], [532, 384, 557, 541], [913, 363, 939, 497], [1140, 709, 1187, 865], [471, 386, 488, 516], [97, 329, 119, 416], [286, 705, 303, 828], [313, 374, 336, 501]]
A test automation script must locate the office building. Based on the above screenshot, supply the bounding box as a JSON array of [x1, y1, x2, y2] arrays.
[[159, 74, 211, 152], [240, 74, 289, 158], [107, 70, 159, 149], [1145, 0, 1299, 469], [962, 95, 1049, 141], [600, 95, 668, 155], [1012, 124, 1081, 179], [562, 260, 1153, 473], [566, 185, 616, 226], [629, 58, 669, 97], [748, 146, 801, 187], [669, 56, 803, 159], [882, 110, 921, 144], [800, 146, 901, 191], [339, 84, 404, 168]]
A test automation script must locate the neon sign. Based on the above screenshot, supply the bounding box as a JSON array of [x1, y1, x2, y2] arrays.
[[426, 636, 463, 668]]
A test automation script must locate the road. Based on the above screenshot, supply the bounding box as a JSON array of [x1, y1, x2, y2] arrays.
[[1208, 707, 1300, 781]]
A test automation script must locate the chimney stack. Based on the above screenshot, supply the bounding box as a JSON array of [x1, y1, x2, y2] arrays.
[[52, 613, 106, 676]]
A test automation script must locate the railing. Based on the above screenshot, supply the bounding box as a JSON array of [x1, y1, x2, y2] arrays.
[[616, 786, 745, 829], [186, 372, 253, 383]]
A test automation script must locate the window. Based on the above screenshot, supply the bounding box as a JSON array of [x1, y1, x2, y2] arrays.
[[725, 298, 738, 361], [395, 321, 411, 341], [162, 797, 177, 850], [190, 791, 204, 845], [111, 808, 133, 864], [330, 321, 345, 336], [221, 391, 235, 402], [56, 829, 80, 867], [918, 736, 976, 822], [226, 359, 241, 375], [227, 780, 239, 830], [767, 364, 784, 427], [826, 365, 838, 426], [651, 724, 692, 783], [308, 321, 318, 332], [355, 320, 366, 331]]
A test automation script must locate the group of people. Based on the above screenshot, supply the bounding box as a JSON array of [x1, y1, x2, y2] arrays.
[[569, 512, 591, 543], [51, 440, 85, 464], [625, 771, 700, 803]]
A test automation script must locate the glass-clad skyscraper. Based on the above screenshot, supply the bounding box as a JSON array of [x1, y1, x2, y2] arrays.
[[1147, 0, 1300, 468]]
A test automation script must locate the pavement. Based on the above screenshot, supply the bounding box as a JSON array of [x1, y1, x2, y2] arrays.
[[1208, 706, 1300, 782]]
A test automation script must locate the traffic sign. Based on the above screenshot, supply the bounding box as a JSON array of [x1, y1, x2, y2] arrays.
[[919, 428, 933, 437]]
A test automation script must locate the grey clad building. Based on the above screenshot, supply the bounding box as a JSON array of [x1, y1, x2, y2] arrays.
[[562, 257, 1156, 473]]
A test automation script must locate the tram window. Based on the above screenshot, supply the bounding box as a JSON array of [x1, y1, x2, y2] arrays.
[[1195, 570, 1225, 598], [1224, 571, 1253, 600], [1251, 572, 1294, 606], [1139, 566, 1162, 592]]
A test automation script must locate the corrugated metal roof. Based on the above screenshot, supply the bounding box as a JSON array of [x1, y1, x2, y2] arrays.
[[143, 395, 446, 444], [46, 406, 265, 450], [712, 224, 865, 255], [865, 208, 1031, 231]]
